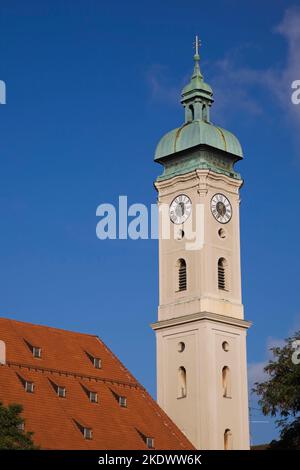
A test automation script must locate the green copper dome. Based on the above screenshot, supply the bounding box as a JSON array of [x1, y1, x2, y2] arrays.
[[155, 120, 243, 160], [155, 38, 243, 164]]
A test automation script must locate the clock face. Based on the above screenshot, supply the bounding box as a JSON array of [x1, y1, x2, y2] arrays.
[[169, 194, 192, 225], [211, 193, 232, 224]]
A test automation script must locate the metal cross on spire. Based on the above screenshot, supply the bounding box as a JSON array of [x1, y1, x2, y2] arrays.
[[192, 35, 203, 79], [194, 35, 201, 56]]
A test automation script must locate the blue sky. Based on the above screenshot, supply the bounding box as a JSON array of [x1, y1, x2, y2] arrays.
[[1, 0, 300, 446]]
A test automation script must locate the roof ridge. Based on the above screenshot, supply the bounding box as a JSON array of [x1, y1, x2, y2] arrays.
[[0, 317, 98, 338]]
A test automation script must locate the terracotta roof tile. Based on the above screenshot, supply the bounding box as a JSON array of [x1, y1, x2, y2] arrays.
[[0, 318, 194, 450]]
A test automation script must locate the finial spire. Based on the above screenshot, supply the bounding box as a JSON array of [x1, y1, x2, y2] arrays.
[[181, 37, 213, 122], [192, 35, 203, 79], [194, 35, 200, 56]]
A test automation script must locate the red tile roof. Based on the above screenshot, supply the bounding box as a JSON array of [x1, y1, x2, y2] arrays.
[[0, 318, 194, 450]]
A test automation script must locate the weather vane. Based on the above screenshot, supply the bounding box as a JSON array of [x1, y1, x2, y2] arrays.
[[194, 35, 201, 56]]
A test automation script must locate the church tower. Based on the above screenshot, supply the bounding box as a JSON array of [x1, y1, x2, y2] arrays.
[[151, 39, 251, 450]]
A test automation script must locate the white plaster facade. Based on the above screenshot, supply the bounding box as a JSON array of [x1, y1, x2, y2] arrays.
[[151, 169, 251, 450]]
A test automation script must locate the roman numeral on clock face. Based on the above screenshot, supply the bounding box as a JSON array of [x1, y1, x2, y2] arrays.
[[211, 193, 232, 224], [169, 194, 192, 225]]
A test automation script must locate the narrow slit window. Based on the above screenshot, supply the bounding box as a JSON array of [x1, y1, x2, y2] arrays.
[[222, 366, 231, 398], [224, 429, 233, 450], [177, 259, 187, 292], [189, 105, 195, 121]]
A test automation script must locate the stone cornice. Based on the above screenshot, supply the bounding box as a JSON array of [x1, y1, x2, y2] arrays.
[[155, 168, 243, 199], [151, 311, 252, 331]]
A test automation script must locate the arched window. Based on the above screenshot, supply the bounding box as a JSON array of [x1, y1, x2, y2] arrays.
[[202, 104, 208, 121], [177, 259, 187, 292], [224, 429, 233, 450], [177, 366, 187, 398], [218, 258, 228, 291], [222, 366, 231, 398]]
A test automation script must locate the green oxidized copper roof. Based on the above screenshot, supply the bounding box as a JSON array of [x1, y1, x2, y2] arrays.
[[154, 37, 243, 163], [180, 42, 213, 99], [155, 120, 243, 160]]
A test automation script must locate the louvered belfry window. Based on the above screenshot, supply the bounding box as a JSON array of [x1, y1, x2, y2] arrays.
[[218, 258, 227, 291], [177, 259, 187, 291]]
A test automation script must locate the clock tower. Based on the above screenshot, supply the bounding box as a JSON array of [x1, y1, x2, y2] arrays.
[[151, 40, 251, 450]]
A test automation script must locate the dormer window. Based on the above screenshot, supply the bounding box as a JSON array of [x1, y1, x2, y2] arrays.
[[81, 383, 99, 403], [137, 430, 155, 449], [33, 346, 42, 358], [83, 427, 93, 440], [110, 388, 127, 408], [16, 373, 35, 393], [89, 391, 98, 403], [24, 340, 42, 358], [48, 379, 66, 398], [146, 437, 155, 449], [17, 422, 25, 431], [86, 351, 102, 369], [119, 396, 127, 408], [93, 357, 101, 369], [57, 386, 66, 398], [25, 381, 34, 393], [74, 420, 93, 440]]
